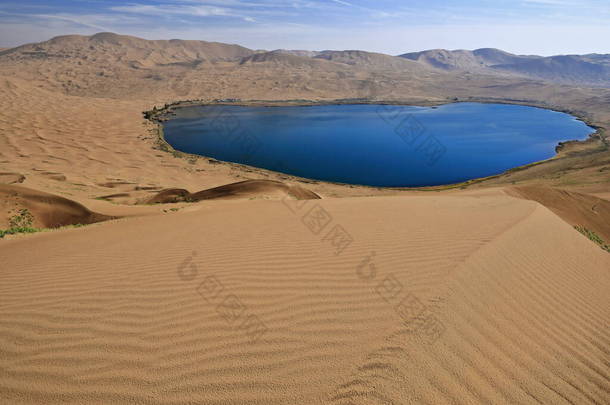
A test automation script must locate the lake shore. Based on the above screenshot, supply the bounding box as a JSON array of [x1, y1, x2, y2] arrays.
[[146, 97, 605, 191]]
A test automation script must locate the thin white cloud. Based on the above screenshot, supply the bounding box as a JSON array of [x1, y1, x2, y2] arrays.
[[182, 0, 289, 6], [522, 0, 579, 5], [109, 1, 297, 21], [0, 11, 111, 32], [110, 4, 232, 17], [330, 0, 354, 6]]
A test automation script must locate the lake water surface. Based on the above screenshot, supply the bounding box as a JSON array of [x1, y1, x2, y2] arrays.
[[163, 103, 594, 187]]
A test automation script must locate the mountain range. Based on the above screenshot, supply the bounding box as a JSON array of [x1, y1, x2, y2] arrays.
[[400, 48, 610, 86], [1, 32, 608, 90]]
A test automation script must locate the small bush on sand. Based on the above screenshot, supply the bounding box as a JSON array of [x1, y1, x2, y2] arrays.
[[1, 209, 38, 238], [9, 209, 34, 228], [1, 210, 89, 239]]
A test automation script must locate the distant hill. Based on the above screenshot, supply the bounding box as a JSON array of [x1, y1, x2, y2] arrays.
[[0, 33, 259, 97], [472, 48, 542, 66], [0, 32, 255, 68], [241, 49, 427, 72], [400, 48, 610, 87], [491, 55, 610, 86], [402, 49, 484, 71], [239, 50, 331, 68], [271, 49, 321, 58], [399, 48, 542, 71], [314, 50, 425, 71]]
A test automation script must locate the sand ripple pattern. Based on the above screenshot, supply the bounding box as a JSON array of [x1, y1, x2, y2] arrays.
[[1, 196, 608, 404]]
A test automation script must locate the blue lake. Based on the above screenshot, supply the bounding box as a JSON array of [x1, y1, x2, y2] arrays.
[[163, 103, 594, 187]]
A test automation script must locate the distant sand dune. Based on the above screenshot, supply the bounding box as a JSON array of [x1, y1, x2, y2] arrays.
[[190, 179, 321, 201], [144, 179, 321, 204], [1, 194, 608, 404]]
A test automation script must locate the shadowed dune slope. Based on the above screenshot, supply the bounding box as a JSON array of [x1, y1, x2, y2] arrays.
[[144, 179, 321, 204], [143, 188, 191, 204], [0, 184, 115, 228], [239, 51, 332, 68], [0, 194, 608, 404], [508, 185, 610, 242], [189, 179, 321, 201], [0, 173, 25, 185], [315, 50, 427, 71]]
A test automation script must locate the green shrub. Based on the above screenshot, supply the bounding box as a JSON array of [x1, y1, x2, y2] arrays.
[[574, 226, 610, 253], [1, 210, 91, 239], [9, 209, 34, 228], [0, 209, 38, 238], [0, 227, 38, 238]]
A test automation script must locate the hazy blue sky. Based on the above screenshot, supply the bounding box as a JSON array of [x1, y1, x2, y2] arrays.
[[1, 0, 609, 55]]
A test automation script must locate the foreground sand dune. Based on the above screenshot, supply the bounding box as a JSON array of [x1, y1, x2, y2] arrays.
[[1, 193, 608, 404]]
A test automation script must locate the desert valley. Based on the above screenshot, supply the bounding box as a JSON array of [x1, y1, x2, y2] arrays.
[[0, 26, 609, 405]]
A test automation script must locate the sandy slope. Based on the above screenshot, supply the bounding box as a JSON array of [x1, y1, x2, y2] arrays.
[[508, 186, 610, 242], [1, 193, 608, 404], [0, 184, 113, 229]]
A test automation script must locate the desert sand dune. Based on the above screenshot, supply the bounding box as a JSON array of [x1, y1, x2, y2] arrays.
[[0, 194, 608, 404], [146, 179, 321, 204], [143, 180, 320, 204], [508, 185, 610, 242], [0, 184, 114, 229]]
